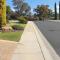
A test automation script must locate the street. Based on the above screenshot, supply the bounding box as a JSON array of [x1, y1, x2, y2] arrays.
[[35, 20, 60, 56]]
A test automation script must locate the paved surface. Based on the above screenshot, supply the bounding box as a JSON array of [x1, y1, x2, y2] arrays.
[[0, 40, 17, 60], [35, 20, 60, 57], [11, 21, 45, 60], [11, 21, 60, 60]]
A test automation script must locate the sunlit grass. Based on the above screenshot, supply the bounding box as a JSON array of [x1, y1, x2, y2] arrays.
[[0, 31, 23, 42]]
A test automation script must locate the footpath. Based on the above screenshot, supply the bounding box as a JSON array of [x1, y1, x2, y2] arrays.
[[11, 21, 60, 60]]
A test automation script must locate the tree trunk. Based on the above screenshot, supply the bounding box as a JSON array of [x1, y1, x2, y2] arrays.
[[2, 0, 6, 27], [0, 0, 2, 28]]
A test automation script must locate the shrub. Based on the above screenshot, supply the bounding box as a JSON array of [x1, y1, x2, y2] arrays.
[[17, 16, 28, 24], [12, 25, 24, 30]]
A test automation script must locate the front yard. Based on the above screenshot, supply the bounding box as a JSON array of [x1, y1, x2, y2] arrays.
[[0, 21, 26, 42]]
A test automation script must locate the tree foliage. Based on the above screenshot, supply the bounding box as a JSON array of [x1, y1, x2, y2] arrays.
[[6, 5, 11, 14], [34, 5, 52, 20], [6, 5, 11, 20], [12, 0, 31, 15]]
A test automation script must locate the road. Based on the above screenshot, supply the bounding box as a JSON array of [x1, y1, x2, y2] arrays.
[[35, 20, 60, 57]]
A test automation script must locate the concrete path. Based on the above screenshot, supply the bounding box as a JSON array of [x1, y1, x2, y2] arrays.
[[0, 40, 17, 60], [11, 21, 44, 60], [11, 21, 60, 60]]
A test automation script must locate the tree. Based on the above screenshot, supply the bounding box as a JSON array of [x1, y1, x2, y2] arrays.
[[20, 2, 31, 15], [13, 0, 23, 11], [34, 5, 52, 20], [6, 5, 11, 20], [12, 0, 31, 15], [59, 1, 60, 20], [2, 0, 6, 27], [48, 9, 54, 19], [54, 2, 57, 20], [10, 11, 20, 19], [6, 5, 11, 14]]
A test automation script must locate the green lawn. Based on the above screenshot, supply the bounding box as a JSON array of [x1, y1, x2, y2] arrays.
[[0, 20, 26, 42], [0, 31, 23, 42]]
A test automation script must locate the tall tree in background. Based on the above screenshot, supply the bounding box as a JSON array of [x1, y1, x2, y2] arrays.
[[12, 0, 31, 15], [54, 2, 57, 20], [6, 5, 11, 14], [59, 1, 60, 20], [13, 0, 23, 11], [34, 5, 52, 20], [20, 2, 31, 15]]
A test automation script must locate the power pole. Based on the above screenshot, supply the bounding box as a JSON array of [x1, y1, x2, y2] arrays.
[[54, 2, 57, 20]]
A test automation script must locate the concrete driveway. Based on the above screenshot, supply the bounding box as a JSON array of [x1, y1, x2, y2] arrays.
[[35, 20, 60, 57]]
